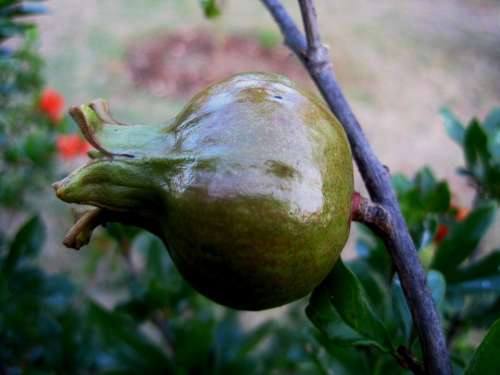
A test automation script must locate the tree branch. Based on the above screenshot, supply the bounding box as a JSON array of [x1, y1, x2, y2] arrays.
[[260, 1, 451, 373]]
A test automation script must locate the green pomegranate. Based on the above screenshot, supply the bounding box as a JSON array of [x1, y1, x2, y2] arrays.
[[53, 72, 354, 310]]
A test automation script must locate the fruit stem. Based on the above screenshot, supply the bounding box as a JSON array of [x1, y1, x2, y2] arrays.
[[351, 192, 391, 235], [69, 99, 134, 158], [63, 208, 106, 250], [62, 206, 165, 250]]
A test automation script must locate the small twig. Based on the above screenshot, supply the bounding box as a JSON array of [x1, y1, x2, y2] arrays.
[[297, 1, 320, 51], [396, 346, 426, 375], [260, 1, 451, 373], [297, 0, 330, 71]]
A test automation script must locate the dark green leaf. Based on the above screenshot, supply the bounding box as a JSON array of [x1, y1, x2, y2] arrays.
[[463, 121, 490, 178], [306, 260, 392, 351], [392, 271, 445, 343], [171, 313, 215, 370], [440, 107, 465, 144], [350, 260, 393, 324], [425, 182, 451, 213], [449, 250, 500, 283], [0, 3, 48, 17], [431, 203, 496, 274], [392, 277, 412, 343], [355, 230, 391, 278], [3, 215, 45, 273], [307, 285, 383, 349], [23, 130, 54, 165], [464, 318, 500, 375], [87, 302, 173, 374], [311, 337, 371, 375]]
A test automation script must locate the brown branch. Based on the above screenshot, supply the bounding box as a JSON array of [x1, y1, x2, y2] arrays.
[[260, 1, 451, 374], [351, 192, 391, 235]]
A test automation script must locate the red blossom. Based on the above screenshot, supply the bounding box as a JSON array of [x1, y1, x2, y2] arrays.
[[434, 224, 449, 243], [40, 89, 65, 122], [57, 134, 91, 159], [455, 207, 470, 222]]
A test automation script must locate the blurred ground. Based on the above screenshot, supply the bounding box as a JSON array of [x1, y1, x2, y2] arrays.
[[37, 0, 500, 264]]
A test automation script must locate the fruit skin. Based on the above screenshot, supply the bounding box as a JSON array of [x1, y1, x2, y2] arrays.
[[54, 72, 354, 310]]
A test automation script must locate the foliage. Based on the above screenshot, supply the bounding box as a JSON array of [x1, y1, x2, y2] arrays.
[[199, 0, 222, 19], [0, 0, 56, 208], [0, 216, 325, 374], [2, 105, 498, 374], [304, 113, 499, 373], [440, 107, 500, 202]]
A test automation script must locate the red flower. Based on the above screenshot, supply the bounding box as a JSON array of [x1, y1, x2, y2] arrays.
[[57, 134, 91, 159], [40, 89, 65, 122], [434, 224, 449, 243], [455, 207, 470, 222]]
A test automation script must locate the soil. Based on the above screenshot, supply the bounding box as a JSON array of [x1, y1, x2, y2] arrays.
[[126, 29, 310, 99]]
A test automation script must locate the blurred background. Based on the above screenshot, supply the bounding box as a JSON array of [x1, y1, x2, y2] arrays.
[[1, 0, 500, 373]]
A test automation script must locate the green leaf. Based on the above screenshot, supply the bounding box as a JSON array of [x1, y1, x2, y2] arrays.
[[431, 203, 496, 274], [484, 107, 500, 135], [427, 270, 446, 309], [414, 167, 437, 194], [464, 318, 500, 375], [23, 130, 54, 165], [484, 108, 500, 161], [3, 215, 45, 273], [392, 173, 413, 195], [306, 260, 392, 352], [463, 120, 490, 178], [350, 260, 393, 325], [449, 250, 500, 283], [213, 311, 273, 371], [391, 277, 412, 343], [199, 0, 221, 18], [311, 337, 371, 375], [87, 302, 173, 373], [171, 313, 215, 370], [392, 271, 445, 343], [0, 3, 48, 18], [307, 285, 384, 349], [425, 181, 451, 213], [440, 107, 465, 145], [449, 276, 500, 294]]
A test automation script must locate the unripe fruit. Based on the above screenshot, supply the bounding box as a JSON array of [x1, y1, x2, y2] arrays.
[[54, 73, 354, 310]]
